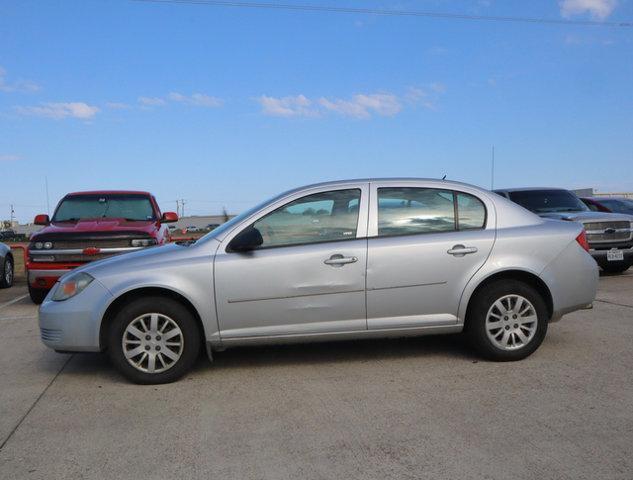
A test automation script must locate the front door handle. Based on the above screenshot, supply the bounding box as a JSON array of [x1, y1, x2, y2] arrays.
[[324, 254, 358, 267], [447, 245, 478, 257]]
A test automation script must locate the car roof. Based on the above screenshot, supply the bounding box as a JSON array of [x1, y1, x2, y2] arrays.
[[281, 177, 490, 195], [65, 190, 153, 197]]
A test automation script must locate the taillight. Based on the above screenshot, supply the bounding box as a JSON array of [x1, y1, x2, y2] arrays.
[[576, 230, 590, 252]]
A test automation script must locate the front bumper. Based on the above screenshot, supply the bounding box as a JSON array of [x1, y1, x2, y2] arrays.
[[590, 246, 633, 265], [27, 259, 84, 290], [38, 278, 113, 352], [28, 267, 76, 290]]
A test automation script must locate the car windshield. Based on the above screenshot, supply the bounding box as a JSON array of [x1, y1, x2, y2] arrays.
[[509, 190, 589, 214], [53, 194, 156, 222], [599, 199, 633, 214]]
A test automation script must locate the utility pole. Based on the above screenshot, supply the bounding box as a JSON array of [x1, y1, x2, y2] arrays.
[[45, 176, 51, 215], [10, 204, 15, 226], [180, 199, 186, 218], [490, 145, 495, 190], [175, 200, 180, 217]]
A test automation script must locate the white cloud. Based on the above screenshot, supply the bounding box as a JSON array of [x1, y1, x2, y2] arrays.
[[0, 154, 21, 162], [0, 66, 41, 93], [259, 87, 444, 119], [320, 93, 402, 118], [560, 0, 617, 19], [14, 102, 99, 119], [257, 94, 316, 117], [405, 84, 446, 110], [138, 96, 166, 107], [105, 102, 131, 110], [429, 83, 447, 94], [168, 92, 223, 107], [138, 93, 223, 108]]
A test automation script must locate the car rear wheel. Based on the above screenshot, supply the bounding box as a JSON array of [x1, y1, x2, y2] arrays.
[[107, 297, 201, 384], [0, 256, 13, 288], [600, 262, 631, 274], [466, 280, 548, 361], [28, 284, 48, 303]]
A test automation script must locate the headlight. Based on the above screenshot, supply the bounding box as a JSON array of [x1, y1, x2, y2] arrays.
[[131, 238, 157, 247], [34, 242, 43, 249], [52, 272, 94, 302], [43, 241, 53, 249]]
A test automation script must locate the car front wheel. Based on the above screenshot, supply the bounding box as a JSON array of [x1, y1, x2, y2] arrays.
[[107, 297, 201, 384], [466, 280, 548, 361], [28, 284, 48, 303]]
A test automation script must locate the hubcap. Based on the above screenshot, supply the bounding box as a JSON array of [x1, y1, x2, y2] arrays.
[[122, 313, 184, 374], [485, 295, 537, 351]]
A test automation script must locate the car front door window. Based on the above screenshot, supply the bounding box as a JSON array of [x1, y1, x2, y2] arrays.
[[253, 189, 361, 248]]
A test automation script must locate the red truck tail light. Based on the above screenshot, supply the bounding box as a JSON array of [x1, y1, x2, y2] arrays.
[[576, 230, 590, 252]]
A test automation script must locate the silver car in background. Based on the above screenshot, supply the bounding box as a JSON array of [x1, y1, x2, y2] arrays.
[[0, 241, 14, 289], [39, 179, 598, 384]]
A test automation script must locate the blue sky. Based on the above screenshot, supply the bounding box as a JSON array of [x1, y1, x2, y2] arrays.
[[1, 0, 632, 222]]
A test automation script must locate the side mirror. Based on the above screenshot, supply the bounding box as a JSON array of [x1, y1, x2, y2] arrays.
[[34, 214, 50, 226], [161, 212, 178, 223], [229, 227, 263, 252]]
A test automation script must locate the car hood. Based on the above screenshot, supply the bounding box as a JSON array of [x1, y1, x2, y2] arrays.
[[538, 211, 633, 223], [32, 218, 156, 239], [71, 239, 219, 280]]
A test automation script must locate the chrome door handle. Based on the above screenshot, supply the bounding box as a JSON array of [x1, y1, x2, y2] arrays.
[[324, 254, 358, 266], [447, 245, 478, 256]]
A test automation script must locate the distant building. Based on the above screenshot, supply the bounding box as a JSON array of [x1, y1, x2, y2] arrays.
[[171, 215, 235, 232], [572, 188, 633, 199]]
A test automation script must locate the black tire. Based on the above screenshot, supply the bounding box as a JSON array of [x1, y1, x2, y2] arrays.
[[0, 256, 13, 288], [599, 262, 631, 274], [28, 283, 48, 304], [465, 280, 549, 361], [107, 296, 201, 384]]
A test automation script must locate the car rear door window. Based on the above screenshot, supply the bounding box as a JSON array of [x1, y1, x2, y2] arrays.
[[253, 189, 361, 248], [377, 188, 456, 236]]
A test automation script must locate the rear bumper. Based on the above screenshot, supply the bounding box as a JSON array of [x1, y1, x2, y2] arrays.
[[38, 278, 113, 352], [540, 244, 599, 322]]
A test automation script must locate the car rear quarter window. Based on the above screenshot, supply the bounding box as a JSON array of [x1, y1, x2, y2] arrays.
[[253, 189, 361, 248], [456, 192, 486, 230]]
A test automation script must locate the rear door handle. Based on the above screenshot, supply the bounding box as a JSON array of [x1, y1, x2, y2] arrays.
[[447, 245, 478, 256], [324, 254, 358, 267]]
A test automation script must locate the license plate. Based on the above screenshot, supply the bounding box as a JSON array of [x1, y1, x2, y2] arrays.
[[607, 249, 624, 262]]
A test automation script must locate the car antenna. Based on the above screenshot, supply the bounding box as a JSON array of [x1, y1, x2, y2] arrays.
[[442, 174, 447, 180]]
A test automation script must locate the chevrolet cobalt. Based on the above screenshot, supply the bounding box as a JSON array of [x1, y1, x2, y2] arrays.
[[39, 179, 598, 383]]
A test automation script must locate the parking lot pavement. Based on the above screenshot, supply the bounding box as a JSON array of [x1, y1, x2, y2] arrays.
[[0, 276, 632, 480]]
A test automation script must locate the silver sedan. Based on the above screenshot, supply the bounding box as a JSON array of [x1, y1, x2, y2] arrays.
[[39, 179, 598, 384]]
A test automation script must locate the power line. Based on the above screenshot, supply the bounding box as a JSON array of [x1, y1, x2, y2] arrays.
[[132, 0, 633, 28]]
